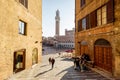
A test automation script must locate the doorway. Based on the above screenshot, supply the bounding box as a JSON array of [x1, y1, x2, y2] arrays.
[[32, 48, 38, 65], [94, 39, 112, 72], [13, 49, 26, 73]]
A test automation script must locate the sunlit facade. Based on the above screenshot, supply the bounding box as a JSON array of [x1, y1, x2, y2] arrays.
[[0, 0, 42, 79], [75, 0, 120, 77]]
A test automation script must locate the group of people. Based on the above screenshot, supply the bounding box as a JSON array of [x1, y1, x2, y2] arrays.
[[48, 57, 55, 69], [74, 53, 90, 72]]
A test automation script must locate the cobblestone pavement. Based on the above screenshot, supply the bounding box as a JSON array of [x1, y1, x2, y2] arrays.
[[8, 54, 116, 80]]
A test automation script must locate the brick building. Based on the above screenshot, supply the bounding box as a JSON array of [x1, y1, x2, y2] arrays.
[[75, 0, 120, 77], [0, 0, 42, 79]]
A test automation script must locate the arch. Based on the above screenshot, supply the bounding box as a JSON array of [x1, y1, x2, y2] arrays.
[[32, 48, 38, 65], [79, 40, 89, 55], [94, 38, 112, 72], [94, 38, 111, 46], [81, 40, 88, 45]]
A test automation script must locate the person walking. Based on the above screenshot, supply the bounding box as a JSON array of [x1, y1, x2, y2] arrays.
[[48, 57, 51, 64], [58, 53, 61, 57], [51, 58, 55, 69], [74, 58, 80, 70]]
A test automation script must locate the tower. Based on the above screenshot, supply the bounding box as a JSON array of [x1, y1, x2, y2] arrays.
[[55, 9, 60, 37]]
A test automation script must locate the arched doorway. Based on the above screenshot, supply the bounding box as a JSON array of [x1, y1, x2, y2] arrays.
[[79, 41, 89, 55], [32, 48, 38, 65], [94, 39, 112, 72]]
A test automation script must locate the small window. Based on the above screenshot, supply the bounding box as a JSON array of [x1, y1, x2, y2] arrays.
[[19, 20, 27, 35], [82, 18, 86, 30], [19, 0, 28, 8]]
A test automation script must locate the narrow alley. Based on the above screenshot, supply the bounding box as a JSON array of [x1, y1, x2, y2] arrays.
[[8, 53, 113, 80]]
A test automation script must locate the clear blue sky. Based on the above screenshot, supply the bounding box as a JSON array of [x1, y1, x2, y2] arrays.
[[42, 0, 75, 37]]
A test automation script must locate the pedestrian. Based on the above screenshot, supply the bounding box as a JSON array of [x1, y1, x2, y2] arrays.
[[74, 58, 77, 70], [51, 58, 55, 69], [58, 53, 61, 57], [80, 57, 87, 72], [74, 58, 80, 70], [48, 57, 51, 64]]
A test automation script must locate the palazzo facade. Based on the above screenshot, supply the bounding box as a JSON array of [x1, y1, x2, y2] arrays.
[[75, 0, 120, 77]]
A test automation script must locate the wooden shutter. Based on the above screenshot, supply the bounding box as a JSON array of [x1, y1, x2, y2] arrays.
[[19, 0, 21, 3], [90, 11, 97, 28], [78, 20, 82, 32], [107, 0, 114, 23], [81, 0, 85, 7], [21, 0, 24, 5], [86, 15, 90, 29], [25, 0, 28, 8]]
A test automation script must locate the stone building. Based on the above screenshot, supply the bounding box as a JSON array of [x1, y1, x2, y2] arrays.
[[75, 0, 120, 77], [56, 28, 75, 49], [0, 0, 42, 79], [55, 9, 75, 49], [55, 9, 60, 37]]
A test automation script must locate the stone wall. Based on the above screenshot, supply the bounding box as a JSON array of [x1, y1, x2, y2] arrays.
[[0, 0, 42, 79], [113, 0, 120, 76], [75, 0, 120, 77]]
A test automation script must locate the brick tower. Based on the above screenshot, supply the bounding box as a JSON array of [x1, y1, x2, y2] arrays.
[[55, 9, 60, 37]]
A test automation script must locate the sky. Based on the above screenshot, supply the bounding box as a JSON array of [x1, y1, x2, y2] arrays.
[[42, 0, 75, 37]]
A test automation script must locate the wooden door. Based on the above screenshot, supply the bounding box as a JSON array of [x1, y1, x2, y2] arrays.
[[94, 45, 112, 72], [80, 45, 88, 55]]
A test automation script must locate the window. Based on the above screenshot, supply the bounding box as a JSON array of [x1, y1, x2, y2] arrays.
[[97, 5, 107, 26], [102, 6, 107, 24], [77, 0, 114, 31], [19, 0, 28, 8], [81, 0, 85, 7], [82, 18, 86, 30], [19, 20, 27, 35], [97, 9, 102, 26]]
